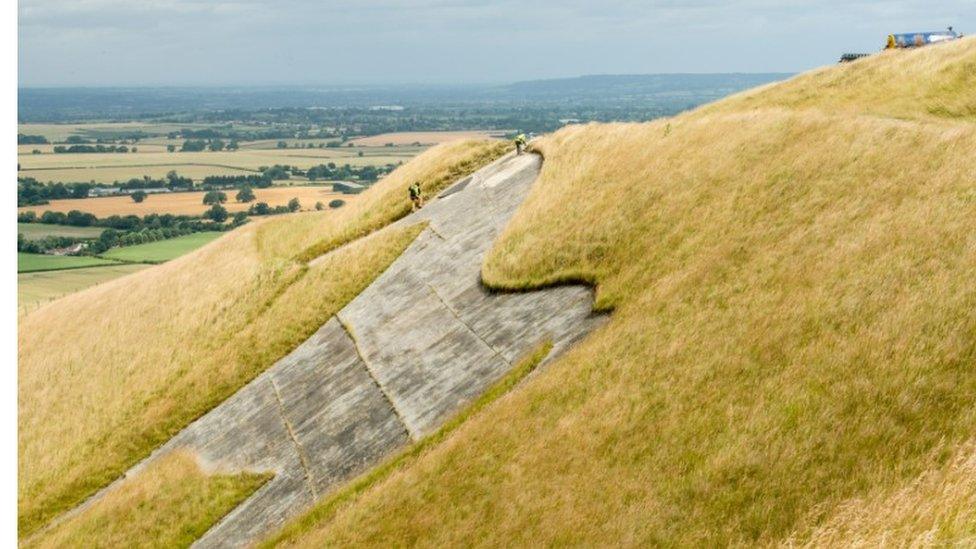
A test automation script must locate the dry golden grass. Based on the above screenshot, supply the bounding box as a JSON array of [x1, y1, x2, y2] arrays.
[[706, 36, 976, 121], [266, 38, 976, 546], [18, 186, 343, 217], [27, 451, 270, 549], [18, 139, 504, 538], [790, 441, 976, 547]]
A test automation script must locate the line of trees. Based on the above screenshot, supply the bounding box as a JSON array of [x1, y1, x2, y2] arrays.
[[18, 209, 236, 232], [180, 139, 239, 152], [18, 134, 49, 144], [17, 234, 84, 254], [53, 144, 133, 153], [18, 173, 195, 206], [247, 198, 301, 216], [201, 174, 272, 189], [305, 163, 392, 182]]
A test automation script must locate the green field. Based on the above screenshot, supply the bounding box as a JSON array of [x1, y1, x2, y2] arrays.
[[18, 232, 225, 311], [19, 264, 150, 312], [18, 223, 105, 241], [99, 232, 223, 263], [18, 253, 118, 273]]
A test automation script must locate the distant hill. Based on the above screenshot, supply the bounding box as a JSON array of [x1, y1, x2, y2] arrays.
[[502, 73, 791, 101], [18, 73, 789, 123]]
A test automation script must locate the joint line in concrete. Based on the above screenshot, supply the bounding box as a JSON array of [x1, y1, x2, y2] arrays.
[[267, 376, 318, 499], [426, 224, 448, 241], [335, 314, 419, 442], [425, 282, 511, 367]]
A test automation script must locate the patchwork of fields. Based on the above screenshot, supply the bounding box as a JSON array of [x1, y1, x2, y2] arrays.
[[349, 130, 508, 146], [18, 122, 439, 185], [17, 231, 227, 312], [17, 123, 462, 315]]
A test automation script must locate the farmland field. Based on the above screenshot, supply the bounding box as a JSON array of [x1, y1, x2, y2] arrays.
[[17, 253, 118, 273], [18, 186, 344, 217], [100, 232, 224, 263], [18, 144, 173, 155], [18, 122, 261, 143], [18, 148, 419, 184], [18, 122, 436, 185], [18, 264, 150, 313], [19, 164, 257, 184], [349, 130, 509, 146], [17, 223, 105, 240]]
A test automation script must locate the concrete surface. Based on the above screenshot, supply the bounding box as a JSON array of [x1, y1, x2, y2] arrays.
[[72, 153, 604, 547]]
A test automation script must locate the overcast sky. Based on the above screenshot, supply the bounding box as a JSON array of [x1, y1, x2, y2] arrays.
[[18, 0, 975, 87]]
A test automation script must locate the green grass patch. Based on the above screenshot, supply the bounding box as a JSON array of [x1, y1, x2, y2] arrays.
[[18, 253, 118, 273], [18, 224, 105, 241], [262, 340, 553, 547], [19, 264, 150, 312], [99, 232, 223, 263]]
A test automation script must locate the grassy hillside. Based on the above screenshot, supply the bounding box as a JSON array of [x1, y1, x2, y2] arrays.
[[28, 452, 270, 549], [270, 38, 976, 546], [18, 138, 509, 537]]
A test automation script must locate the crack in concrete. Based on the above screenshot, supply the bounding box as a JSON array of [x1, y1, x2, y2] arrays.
[[335, 313, 418, 442], [426, 223, 448, 241], [267, 376, 318, 500], [425, 282, 512, 367]]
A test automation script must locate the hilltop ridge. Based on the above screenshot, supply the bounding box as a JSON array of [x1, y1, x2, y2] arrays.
[[272, 36, 976, 546]]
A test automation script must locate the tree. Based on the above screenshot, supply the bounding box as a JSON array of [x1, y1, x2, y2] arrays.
[[203, 190, 227, 205], [131, 190, 148, 203], [235, 186, 256, 203], [205, 204, 228, 222], [276, 141, 288, 149], [131, 147, 138, 153], [167, 144, 176, 152], [329, 199, 345, 209], [262, 165, 290, 180], [66, 210, 97, 226], [249, 202, 270, 215], [232, 211, 248, 224], [180, 139, 207, 152], [287, 198, 301, 212], [315, 201, 324, 211], [208, 139, 225, 152]]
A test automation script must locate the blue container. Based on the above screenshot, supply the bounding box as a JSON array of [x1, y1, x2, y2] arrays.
[[887, 28, 960, 49]]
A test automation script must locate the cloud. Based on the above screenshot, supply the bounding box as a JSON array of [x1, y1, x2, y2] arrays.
[[18, 0, 976, 86]]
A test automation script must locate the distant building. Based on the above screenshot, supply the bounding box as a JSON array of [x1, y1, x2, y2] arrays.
[[89, 187, 121, 197], [131, 188, 171, 194], [87, 187, 172, 198], [49, 243, 86, 256], [332, 182, 366, 194]]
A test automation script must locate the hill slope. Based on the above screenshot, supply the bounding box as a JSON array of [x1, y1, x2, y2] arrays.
[[18, 138, 510, 536], [270, 38, 976, 546]]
